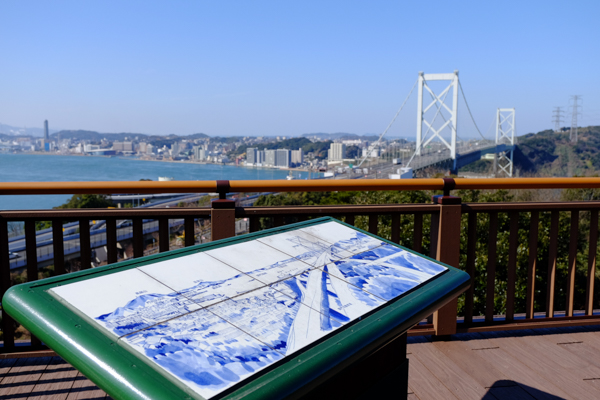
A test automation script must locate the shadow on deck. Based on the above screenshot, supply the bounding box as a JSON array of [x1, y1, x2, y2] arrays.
[[2, 326, 600, 399]]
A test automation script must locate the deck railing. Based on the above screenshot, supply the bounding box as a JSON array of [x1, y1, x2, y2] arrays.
[[2, 177, 600, 354]]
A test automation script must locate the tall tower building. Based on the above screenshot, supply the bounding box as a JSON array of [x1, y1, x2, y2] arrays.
[[44, 120, 49, 141]]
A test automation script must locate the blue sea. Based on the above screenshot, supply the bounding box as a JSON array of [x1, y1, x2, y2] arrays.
[[0, 153, 311, 210]]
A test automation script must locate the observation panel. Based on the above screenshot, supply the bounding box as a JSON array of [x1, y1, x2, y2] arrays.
[[4, 218, 467, 400]]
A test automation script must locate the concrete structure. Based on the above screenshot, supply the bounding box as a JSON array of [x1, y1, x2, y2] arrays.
[[265, 150, 276, 166], [113, 141, 133, 152], [44, 120, 49, 142], [276, 149, 291, 168], [328, 143, 346, 161], [415, 71, 459, 159], [194, 146, 207, 161], [291, 148, 304, 166], [246, 147, 258, 165]]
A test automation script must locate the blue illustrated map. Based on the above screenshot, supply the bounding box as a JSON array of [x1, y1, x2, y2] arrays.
[[50, 222, 447, 399]]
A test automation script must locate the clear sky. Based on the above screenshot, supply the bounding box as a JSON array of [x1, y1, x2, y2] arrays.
[[1, 1, 599, 139]]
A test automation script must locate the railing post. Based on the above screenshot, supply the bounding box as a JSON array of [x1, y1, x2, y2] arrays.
[[432, 178, 462, 337], [211, 180, 236, 241]]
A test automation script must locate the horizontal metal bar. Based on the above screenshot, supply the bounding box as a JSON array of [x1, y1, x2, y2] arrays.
[[236, 204, 440, 217], [0, 208, 211, 220], [462, 201, 600, 212]]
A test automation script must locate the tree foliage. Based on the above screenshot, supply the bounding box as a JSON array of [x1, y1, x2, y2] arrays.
[[55, 194, 115, 209]]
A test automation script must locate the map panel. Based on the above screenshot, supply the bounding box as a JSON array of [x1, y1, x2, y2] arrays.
[[48, 222, 447, 399]]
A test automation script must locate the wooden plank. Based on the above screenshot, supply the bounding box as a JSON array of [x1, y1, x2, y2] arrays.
[[412, 213, 423, 253], [526, 211, 539, 319], [0, 358, 18, 385], [506, 211, 519, 321], [158, 217, 169, 253], [105, 219, 117, 265], [391, 214, 400, 244], [66, 371, 108, 399], [431, 338, 509, 389], [587, 210, 598, 315], [407, 394, 419, 400], [483, 330, 600, 399], [464, 212, 477, 325], [566, 210, 579, 317], [0, 217, 15, 352], [132, 218, 143, 258], [368, 214, 378, 235], [409, 341, 487, 399], [52, 219, 65, 275], [406, 353, 458, 400], [28, 356, 79, 400], [345, 215, 355, 227], [184, 217, 195, 247], [546, 211, 559, 317], [451, 332, 570, 400], [79, 219, 91, 270], [0, 356, 52, 399], [486, 212, 498, 323]]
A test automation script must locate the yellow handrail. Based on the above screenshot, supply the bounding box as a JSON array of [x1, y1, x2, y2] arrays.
[[2, 177, 600, 195]]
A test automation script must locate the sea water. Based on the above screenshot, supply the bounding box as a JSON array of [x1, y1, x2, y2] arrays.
[[0, 153, 308, 210]]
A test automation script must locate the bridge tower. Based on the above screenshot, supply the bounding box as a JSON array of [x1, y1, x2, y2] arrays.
[[495, 108, 516, 177], [415, 71, 459, 159]]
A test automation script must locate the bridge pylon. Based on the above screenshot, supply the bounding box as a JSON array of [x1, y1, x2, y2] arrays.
[[415, 71, 459, 159], [495, 108, 516, 177]]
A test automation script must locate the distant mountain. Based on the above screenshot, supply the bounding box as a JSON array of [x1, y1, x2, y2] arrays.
[[0, 122, 59, 137], [50, 130, 148, 142], [301, 132, 379, 141]]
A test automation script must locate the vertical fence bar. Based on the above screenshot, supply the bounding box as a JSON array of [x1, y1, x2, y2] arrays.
[[586, 210, 598, 315], [486, 212, 498, 323], [132, 218, 144, 258], [0, 217, 15, 351], [249, 217, 260, 233], [546, 211, 559, 318], [464, 212, 477, 325], [432, 196, 461, 337], [274, 216, 284, 228], [211, 200, 236, 241], [368, 214, 378, 235], [185, 218, 195, 247], [159, 218, 169, 252], [106, 219, 117, 264], [24, 220, 41, 348], [526, 211, 539, 319], [566, 211, 579, 317], [506, 211, 519, 322], [391, 214, 400, 244], [79, 219, 91, 270], [429, 213, 439, 259], [345, 215, 355, 227], [52, 219, 65, 275], [413, 213, 423, 253]]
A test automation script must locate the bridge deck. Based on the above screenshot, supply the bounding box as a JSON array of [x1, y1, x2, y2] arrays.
[[1, 326, 598, 399]]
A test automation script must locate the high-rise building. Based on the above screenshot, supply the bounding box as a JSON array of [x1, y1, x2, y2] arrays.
[[276, 149, 291, 168], [328, 143, 346, 161], [246, 147, 258, 165], [265, 150, 276, 166], [194, 146, 207, 161], [44, 120, 49, 141], [291, 148, 304, 166]]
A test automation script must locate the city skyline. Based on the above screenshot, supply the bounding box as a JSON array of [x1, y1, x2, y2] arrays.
[[1, 1, 599, 139]]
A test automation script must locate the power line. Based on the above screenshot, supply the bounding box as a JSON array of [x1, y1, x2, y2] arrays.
[[458, 81, 488, 141], [569, 95, 582, 143], [552, 106, 564, 133]]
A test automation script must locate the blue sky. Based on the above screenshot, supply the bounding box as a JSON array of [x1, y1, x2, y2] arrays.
[[1, 1, 599, 138]]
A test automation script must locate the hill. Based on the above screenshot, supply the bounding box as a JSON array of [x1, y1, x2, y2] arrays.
[[460, 125, 600, 177]]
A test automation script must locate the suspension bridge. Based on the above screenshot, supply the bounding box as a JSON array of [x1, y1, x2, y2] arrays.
[[357, 70, 516, 177]]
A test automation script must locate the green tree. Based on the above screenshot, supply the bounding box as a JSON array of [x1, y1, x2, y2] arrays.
[[55, 194, 115, 209]]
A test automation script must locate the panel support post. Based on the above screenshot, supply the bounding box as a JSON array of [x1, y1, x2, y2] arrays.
[[211, 180, 236, 241], [431, 182, 462, 337]]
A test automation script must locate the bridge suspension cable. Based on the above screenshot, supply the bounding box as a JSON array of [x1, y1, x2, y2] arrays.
[[458, 81, 489, 141], [356, 79, 418, 167]]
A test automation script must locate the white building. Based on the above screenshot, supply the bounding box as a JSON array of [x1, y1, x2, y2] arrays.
[[291, 148, 304, 166], [328, 143, 346, 161]]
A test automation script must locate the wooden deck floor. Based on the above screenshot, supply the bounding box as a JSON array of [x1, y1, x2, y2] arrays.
[[2, 326, 600, 399]]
